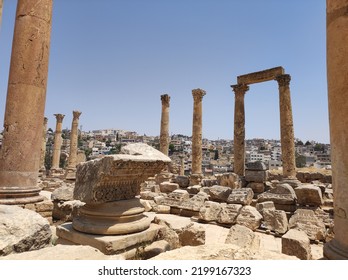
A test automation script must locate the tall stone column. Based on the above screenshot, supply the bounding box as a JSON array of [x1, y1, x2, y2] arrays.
[[160, 94, 170, 156], [275, 74, 296, 178], [191, 88, 206, 184], [0, 0, 3, 30], [324, 0, 348, 260], [0, 0, 53, 205], [39, 117, 48, 174], [231, 84, 249, 176], [66, 111, 82, 180], [51, 114, 65, 173]]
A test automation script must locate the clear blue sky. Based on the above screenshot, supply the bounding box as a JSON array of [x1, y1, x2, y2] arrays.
[[0, 0, 328, 143]]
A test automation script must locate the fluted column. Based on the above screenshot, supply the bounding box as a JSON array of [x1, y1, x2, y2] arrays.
[[51, 114, 65, 171], [324, 0, 348, 260], [66, 111, 81, 179], [231, 84, 249, 176], [275, 74, 296, 178], [191, 88, 206, 176], [39, 117, 48, 172], [0, 0, 53, 205], [160, 94, 170, 156]]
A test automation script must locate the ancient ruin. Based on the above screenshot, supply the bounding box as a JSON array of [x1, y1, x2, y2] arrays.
[[0, 0, 52, 205], [65, 111, 82, 180], [159, 94, 170, 156], [39, 117, 48, 175], [231, 67, 296, 179], [50, 114, 65, 176]]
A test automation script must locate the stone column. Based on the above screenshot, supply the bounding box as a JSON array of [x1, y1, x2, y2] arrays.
[[179, 155, 185, 176], [191, 88, 206, 184], [231, 84, 249, 176], [324, 0, 348, 260], [39, 117, 48, 174], [65, 111, 82, 180], [0, 0, 3, 30], [51, 114, 65, 172], [0, 0, 53, 205], [275, 74, 296, 178], [160, 94, 170, 156]]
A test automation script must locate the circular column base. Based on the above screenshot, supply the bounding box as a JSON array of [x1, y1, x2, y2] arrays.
[[324, 239, 348, 260], [0, 187, 44, 205], [72, 198, 151, 235]]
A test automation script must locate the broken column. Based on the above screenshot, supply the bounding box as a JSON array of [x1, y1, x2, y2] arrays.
[[0, 0, 53, 205], [324, 0, 348, 260], [39, 117, 48, 176], [65, 111, 82, 180], [191, 88, 206, 185], [275, 74, 296, 178], [231, 84, 249, 176], [50, 114, 65, 175], [160, 94, 170, 156], [72, 143, 171, 235]]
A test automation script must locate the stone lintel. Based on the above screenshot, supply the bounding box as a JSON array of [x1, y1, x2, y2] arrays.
[[237, 66, 285, 85]]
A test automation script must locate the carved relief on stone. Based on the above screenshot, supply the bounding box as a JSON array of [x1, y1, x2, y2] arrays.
[[54, 113, 65, 123], [72, 110, 82, 120], [231, 84, 249, 96], [192, 88, 206, 101]]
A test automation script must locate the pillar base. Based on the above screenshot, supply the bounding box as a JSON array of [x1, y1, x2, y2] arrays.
[[65, 168, 76, 180], [49, 168, 65, 178], [190, 173, 203, 186], [72, 198, 151, 235], [0, 186, 44, 205], [324, 239, 348, 260]]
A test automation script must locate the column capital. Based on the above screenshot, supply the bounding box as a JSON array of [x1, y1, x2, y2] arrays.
[[192, 88, 206, 102], [160, 94, 170, 106], [72, 111, 82, 120], [275, 74, 291, 87], [54, 114, 65, 123], [231, 84, 249, 95]]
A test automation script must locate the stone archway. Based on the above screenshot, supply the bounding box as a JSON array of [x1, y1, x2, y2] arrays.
[[231, 66, 296, 179]]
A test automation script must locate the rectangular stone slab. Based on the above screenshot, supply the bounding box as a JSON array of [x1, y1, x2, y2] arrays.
[[237, 66, 284, 85], [56, 222, 164, 255]]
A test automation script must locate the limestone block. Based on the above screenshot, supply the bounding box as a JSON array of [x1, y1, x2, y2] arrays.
[[74, 145, 170, 204], [246, 161, 267, 171], [187, 185, 202, 195], [216, 172, 242, 189], [173, 176, 190, 188], [236, 206, 262, 231], [155, 172, 174, 185], [225, 224, 260, 251], [256, 201, 275, 214], [180, 192, 209, 212], [142, 240, 171, 259], [294, 184, 323, 206], [199, 201, 222, 222], [35, 200, 54, 212], [0, 205, 52, 256], [178, 224, 205, 246], [208, 185, 233, 202], [140, 199, 153, 212], [159, 182, 179, 193], [162, 190, 190, 208], [282, 229, 312, 260], [245, 170, 268, 183], [262, 209, 288, 234], [201, 178, 218, 187], [51, 184, 74, 201], [140, 191, 159, 200], [217, 203, 242, 224], [227, 188, 254, 205], [153, 195, 167, 205], [152, 217, 180, 249], [156, 205, 171, 214], [247, 182, 265, 193], [289, 209, 326, 241], [52, 200, 85, 221], [257, 183, 297, 205]]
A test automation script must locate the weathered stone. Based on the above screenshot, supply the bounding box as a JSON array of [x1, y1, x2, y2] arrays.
[[140, 191, 159, 200], [162, 190, 190, 208], [225, 224, 260, 251], [262, 209, 288, 234], [140, 199, 152, 212], [156, 205, 171, 214], [217, 204, 242, 224], [141, 240, 171, 260], [208, 185, 233, 202], [180, 192, 209, 212], [199, 201, 222, 222], [159, 182, 179, 193], [245, 170, 268, 183], [0, 205, 52, 256], [227, 188, 254, 205], [155, 172, 174, 185], [173, 176, 190, 188], [187, 185, 202, 195], [236, 206, 262, 231], [246, 161, 267, 171], [178, 223, 205, 246], [257, 183, 297, 206], [51, 184, 74, 201], [159, 94, 170, 156], [215, 173, 242, 189], [289, 209, 326, 241], [256, 201, 276, 214], [247, 182, 265, 193], [53, 200, 85, 221], [282, 229, 312, 260], [294, 184, 323, 206]]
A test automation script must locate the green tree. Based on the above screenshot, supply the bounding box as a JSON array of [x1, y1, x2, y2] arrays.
[[169, 143, 175, 155], [214, 149, 219, 160], [296, 153, 306, 168]]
